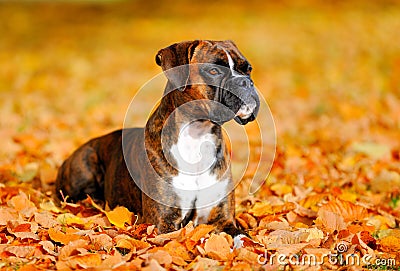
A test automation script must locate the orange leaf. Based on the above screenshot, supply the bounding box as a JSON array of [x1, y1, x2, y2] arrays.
[[319, 198, 368, 222], [299, 193, 327, 210], [149, 249, 173, 266], [188, 224, 215, 242], [316, 209, 346, 233], [270, 183, 293, 196], [105, 206, 133, 229], [7, 192, 37, 213], [0, 208, 18, 225], [59, 239, 89, 260], [129, 238, 151, 250], [164, 240, 191, 261], [380, 236, 400, 252], [204, 234, 230, 261], [48, 227, 81, 245], [63, 254, 102, 269], [249, 201, 295, 217]]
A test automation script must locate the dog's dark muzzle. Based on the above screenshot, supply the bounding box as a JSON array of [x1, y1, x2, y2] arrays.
[[222, 75, 260, 125]]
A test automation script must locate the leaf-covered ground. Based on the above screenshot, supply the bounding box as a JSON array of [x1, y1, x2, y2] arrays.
[[1, 1, 400, 270]]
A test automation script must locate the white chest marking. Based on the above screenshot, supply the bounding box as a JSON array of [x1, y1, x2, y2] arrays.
[[170, 122, 229, 225]]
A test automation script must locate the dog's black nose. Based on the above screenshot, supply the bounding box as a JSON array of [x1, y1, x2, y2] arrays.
[[234, 76, 253, 89]]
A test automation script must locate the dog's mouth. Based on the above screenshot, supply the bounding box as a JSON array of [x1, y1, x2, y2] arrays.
[[233, 99, 258, 125], [236, 103, 256, 119]]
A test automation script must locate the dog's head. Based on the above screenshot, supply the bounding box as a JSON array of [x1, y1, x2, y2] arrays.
[[156, 40, 260, 125]]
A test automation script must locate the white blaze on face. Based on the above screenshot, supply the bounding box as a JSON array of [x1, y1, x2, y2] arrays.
[[224, 50, 255, 120], [170, 122, 229, 225], [225, 50, 241, 77]]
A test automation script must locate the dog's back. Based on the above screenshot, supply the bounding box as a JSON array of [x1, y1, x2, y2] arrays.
[[55, 128, 144, 213]]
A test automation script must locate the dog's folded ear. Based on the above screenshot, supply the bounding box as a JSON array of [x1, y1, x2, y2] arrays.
[[156, 40, 200, 92]]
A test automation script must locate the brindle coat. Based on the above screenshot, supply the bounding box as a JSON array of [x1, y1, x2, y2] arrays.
[[55, 40, 259, 237]]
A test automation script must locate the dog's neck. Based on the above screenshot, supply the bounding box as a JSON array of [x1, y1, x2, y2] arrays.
[[146, 87, 217, 137], [144, 87, 226, 176]]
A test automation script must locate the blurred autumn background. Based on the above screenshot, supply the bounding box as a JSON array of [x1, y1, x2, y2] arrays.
[[1, 1, 400, 270]]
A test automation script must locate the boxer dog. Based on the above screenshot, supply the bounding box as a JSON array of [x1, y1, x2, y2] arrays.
[[55, 40, 260, 244]]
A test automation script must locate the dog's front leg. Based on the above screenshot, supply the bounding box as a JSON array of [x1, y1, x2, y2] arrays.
[[206, 192, 249, 248], [141, 194, 185, 233]]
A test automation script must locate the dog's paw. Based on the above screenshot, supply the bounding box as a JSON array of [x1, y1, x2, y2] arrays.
[[232, 234, 264, 250], [233, 234, 247, 249]]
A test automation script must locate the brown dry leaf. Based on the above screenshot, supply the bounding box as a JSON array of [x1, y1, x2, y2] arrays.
[[89, 233, 113, 251], [319, 198, 368, 222], [59, 239, 89, 260], [142, 259, 166, 271], [264, 229, 309, 246], [235, 248, 260, 264], [60, 253, 102, 269], [7, 221, 39, 240], [231, 262, 253, 271], [299, 227, 324, 242], [259, 217, 290, 230], [130, 238, 151, 250], [48, 227, 81, 245], [100, 253, 126, 269], [164, 240, 191, 261], [149, 248, 173, 266], [7, 192, 37, 216], [39, 240, 57, 256], [185, 224, 215, 251], [34, 212, 59, 228], [315, 209, 346, 233], [105, 206, 133, 229], [4, 245, 36, 257], [204, 233, 230, 261], [237, 213, 258, 228], [186, 256, 219, 270], [187, 224, 215, 242], [0, 207, 19, 225]]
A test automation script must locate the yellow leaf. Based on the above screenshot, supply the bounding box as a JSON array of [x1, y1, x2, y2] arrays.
[[57, 213, 84, 225], [270, 183, 293, 196], [338, 191, 358, 203], [105, 206, 133, 229], [248, 202, 272, 217], [129, 238, 151, 249], [249, 201, 295, 217], [40, 200, 62, 213], [48, 227, 81, 245], [351, 142, 390, 160], [380, 236, 400, 252]]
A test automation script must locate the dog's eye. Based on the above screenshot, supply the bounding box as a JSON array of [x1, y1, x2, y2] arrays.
[[209, 68, 221, 76]]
